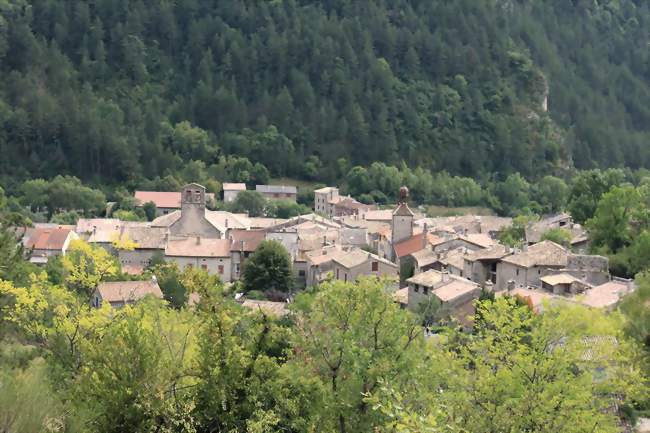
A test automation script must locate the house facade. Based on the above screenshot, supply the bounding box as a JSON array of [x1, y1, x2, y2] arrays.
[[164, 236, 232, 282], [223, 183, 247, 203], [256, 185, 297, 201]]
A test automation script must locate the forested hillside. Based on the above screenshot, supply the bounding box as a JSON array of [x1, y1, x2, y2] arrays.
[[0, 0, 648, 184]]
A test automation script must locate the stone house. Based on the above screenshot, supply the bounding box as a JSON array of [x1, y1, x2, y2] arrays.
[[305, 245, 347, 287], [164, 236, 232, 282], [495, 241, 569, 291], [23, 226, 79, 264], [229, 229, 266, 281], [406, 270, 480, 323], [525, 213, 589, 252], [463, 244, 513, 286], [91, 279, 163, 308], [540, 273, 591, 296], [256, 185, 297, 201], [314, 187, 339, 216], [330, 248, 398, 284], [223, 183, 247, 203], [115, 225, 168, 275]]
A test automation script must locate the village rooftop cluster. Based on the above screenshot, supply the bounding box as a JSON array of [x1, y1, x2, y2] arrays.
[[20, 182, 635, 320]]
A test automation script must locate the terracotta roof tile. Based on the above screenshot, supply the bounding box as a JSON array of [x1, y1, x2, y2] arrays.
[[24, 227, 73, 251], [165, 237, 231, 257], [97, 280, 163, 303], [135, 191, 215, 209], [230, 229, 266, 252]]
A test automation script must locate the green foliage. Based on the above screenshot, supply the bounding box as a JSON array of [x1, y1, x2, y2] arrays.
[[532, 175, 569, 214], [0, 360, 67, 433], [489, 173, 531, 216], [267, 199, 311, 219], [242, 240, 292, 294], [227, 190, 267, 217], [62, 239, 120, 298], [292, 278, 424, 432], [142, 201, 157, 221], [445, 298, 644, 433], [568, 169, 626, 224], [499, 215, 537, 247], [19, 176, 105, 218], [540, 227, 573, 247], [112, 209, 145, 222]]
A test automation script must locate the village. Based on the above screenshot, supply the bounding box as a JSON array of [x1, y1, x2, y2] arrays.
[[20, 181, 636, 324]]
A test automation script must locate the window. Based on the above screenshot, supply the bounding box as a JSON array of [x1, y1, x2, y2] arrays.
[[344, 273, 348, 282], [336, 269, 340, 279], [201, 264, 208, 270], [186, 263, 193, 269], [186, 190, 192, 201], [413, 284, 419, 293], [423, 287, 429, 295], [235, 263, 241, 274], [371, 261, 378, 272], [516, 269, 519, 276], [218, 265, 224, 274], [298, 270, 306, 277]]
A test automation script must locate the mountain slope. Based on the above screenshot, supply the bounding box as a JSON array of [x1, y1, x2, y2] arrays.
[[0, 0, 648, 183]]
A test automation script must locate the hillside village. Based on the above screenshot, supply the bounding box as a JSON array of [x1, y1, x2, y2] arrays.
[[19, 181, 636, 321]]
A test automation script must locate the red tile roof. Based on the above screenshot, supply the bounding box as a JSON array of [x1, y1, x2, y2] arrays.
[[97, 280, 163, 304], [24, 227, 73, 251], [230, 229, 266, 252], [134, 191, 215, 208], [394, 232, 437, 258]]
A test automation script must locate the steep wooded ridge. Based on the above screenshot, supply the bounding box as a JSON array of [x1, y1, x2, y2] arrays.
[[0, 0, 648, 183]]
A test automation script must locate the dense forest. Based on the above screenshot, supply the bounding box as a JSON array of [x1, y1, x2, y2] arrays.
[[0, 0, 649, 186]]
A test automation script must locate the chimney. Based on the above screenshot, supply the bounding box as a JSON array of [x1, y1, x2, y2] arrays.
[[225, 218, 229, 228], [196, 236, 201, 245], [442, 271, 449, 282], [422, 223, 428, 249]]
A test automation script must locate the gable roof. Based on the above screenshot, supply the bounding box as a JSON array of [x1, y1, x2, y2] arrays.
[[230, 229, 266, 252], [465, 244, 512, 262], [96, 280, 163, 304], [407, 270, 479, 302], [411, 248, 439, 268], [394, 232, 438, 258], [501, 241, 569, 268], [459, 233, 497, 249], [393, 202, 415, 217], [135, 191, 215, 208], [222, 183, 247, 191], [540, 273, 582, 286], [256, 185, 297, 194], [117, 225, 167, 249], [241, 300, 288, 317], [581, 280, 631, 309], [24, 227, 74, 251], [332, 249, 396, 270], [165, 237, 231, 257]]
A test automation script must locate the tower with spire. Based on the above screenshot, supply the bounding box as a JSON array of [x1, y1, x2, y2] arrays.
[[391, 186, 414, 247]]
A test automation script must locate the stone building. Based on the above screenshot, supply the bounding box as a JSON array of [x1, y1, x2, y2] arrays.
[[91, 279, 163, 308], [256, 185, 297, 201], [164, 236, 232, 281], [223, 183, 246, 203]]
